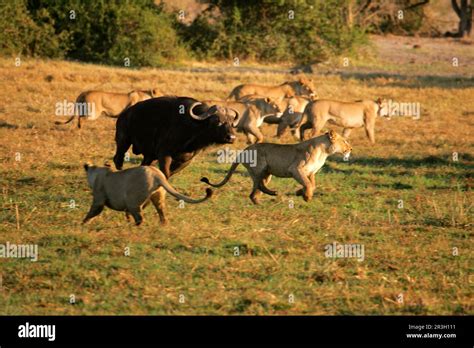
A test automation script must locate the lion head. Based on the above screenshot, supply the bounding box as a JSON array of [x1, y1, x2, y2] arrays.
[[327, 130, 352, 156], [376, 98, 390, 118], [297, 77, 318, 98], [263, 97, 283, 115]]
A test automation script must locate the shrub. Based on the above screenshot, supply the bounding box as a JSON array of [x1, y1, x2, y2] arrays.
[[178, 0, 368, 64], [0, 0, 69, 58], [0, 0, 188, 67]]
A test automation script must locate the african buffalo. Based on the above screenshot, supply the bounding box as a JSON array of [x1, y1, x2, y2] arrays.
[[113, 96, 240, 178]]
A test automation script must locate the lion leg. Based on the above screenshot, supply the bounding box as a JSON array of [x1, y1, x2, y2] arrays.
[[364, 119, 375, 144], [150, 188, 167, 225], [263, 174, 272, 186], [249, 173, 266, 204], [291, 169, 313, 202], [309, 116, 326, 139], [309, 173, 315, 188], [246, 133, 257, 144], [296, 173, 315, 196], [78, 105, 99, 129], [245, 122, 264, 144], [249, 187, 261, 205], [342, 128, 353, 138], [259, 174, 277, 196]]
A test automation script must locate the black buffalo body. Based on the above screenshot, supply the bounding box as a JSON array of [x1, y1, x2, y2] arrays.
[[113, 96, 239, 178]]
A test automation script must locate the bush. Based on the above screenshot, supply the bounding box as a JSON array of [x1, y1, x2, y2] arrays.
[[0, 0, 69, 58], [178, 0, 368, 64], [0, 0, 371, 66], [0, 0, 188, 67]]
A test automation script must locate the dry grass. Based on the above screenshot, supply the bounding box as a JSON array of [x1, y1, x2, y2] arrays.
[[0, 48, 472, 315]]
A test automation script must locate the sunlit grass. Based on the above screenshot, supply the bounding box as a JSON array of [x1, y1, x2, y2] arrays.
[[0, 53, 472, 315]]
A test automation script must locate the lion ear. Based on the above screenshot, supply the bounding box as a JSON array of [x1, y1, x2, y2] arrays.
[[376, 97, 382, 105], [265, 97, 270, 103], [328, 130, 337, 141]]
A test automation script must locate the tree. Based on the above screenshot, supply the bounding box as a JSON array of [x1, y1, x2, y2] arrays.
[[178, 0, 367, 64], [451, 0, 472, 37]]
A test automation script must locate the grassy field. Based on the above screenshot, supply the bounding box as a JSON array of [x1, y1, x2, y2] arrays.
[[0, 39, 472, 315]]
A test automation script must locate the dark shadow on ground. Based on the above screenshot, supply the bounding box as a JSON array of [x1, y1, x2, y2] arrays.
[[0, 120, 19, 129], [331, 70, 474, 89], [166, 66, 474, 89], [328, 154, 474, 168]]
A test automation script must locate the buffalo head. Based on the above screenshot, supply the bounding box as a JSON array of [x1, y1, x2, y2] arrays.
[[189, 102, 240, 144]]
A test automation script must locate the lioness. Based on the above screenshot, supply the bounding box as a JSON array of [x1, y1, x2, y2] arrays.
[[201, 130, 352, 203], [227, 77, 317, 101], [298, 98, 388, 143], [203, 96, 282, 144], [83, 164, 212, 225], [56, 89, 160, 128]]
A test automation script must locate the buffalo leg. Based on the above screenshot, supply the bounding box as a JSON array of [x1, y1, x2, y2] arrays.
[[157, 155, 173, 178], [128, 207, 143, 226], [299, 122, 312, 141], [141, 153, 155, 166], [113, 139, 131, 170], [291, 127, 300, 140], [277, 121, 289, 137], [170, 158, 196, 177], [83, 204, 104, 224]]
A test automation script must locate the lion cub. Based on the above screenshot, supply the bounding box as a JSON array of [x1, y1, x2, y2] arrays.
[[83, 164, 212, 225], [201, 130, 351, 203]]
